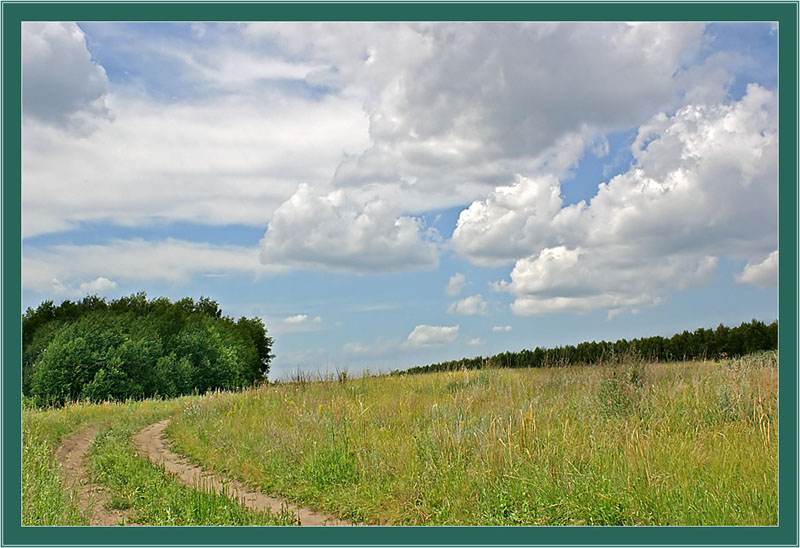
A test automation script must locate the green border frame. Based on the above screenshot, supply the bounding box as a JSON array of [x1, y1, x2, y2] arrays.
[[2, 2, 797, 546]]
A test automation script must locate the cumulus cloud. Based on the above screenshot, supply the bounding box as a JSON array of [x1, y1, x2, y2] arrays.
[[452, 175, 578, 266], [259, 184, 439, 273], [497, 247, 716, 316], [460, 85, 776, 316], [79, 276, 117, 293], [447, 294, 488, 316], [467, 337, 482, 346], [324, 23, 705, 192], [23, 22, 111, 132], [284, 314, 308, 324], [234, 22, 708, 219], [21, 22, 776, 300], [270, 313, 325, 334], [406, 324, 459, 347], [735, 251, 777, 288], [445, 273, 467, 296], [492, 325, 512, 332]]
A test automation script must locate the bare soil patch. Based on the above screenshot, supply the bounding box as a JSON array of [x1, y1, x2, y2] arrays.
[[132, 420, 350, 526], [55, 426, 135, 526]]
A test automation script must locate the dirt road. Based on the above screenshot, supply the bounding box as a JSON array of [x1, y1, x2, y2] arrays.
[[132, 420, 351, 526], [55, 426, 134, 526]]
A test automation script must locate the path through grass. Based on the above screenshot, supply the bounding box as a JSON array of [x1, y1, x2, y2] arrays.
[[23, 398, 296, 525]]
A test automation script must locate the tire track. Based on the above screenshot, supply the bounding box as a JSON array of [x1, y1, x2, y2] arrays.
[[133, 420, 351, 526], [55, 426, 135, 526]]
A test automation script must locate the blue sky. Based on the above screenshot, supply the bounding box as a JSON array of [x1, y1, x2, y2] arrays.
[[22, 22, 778, 379]]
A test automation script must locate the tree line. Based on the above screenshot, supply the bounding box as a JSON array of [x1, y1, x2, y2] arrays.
[[401, 319, 778, 375], [22, 293, 273, 406]]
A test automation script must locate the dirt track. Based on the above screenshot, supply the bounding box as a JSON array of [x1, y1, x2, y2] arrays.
[[132, 420, 350, 526], [55, 426, 134, 526]]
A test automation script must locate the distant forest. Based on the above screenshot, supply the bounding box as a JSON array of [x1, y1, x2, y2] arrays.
[[401, 319, 778, 375], [22, 293, 273, 406]]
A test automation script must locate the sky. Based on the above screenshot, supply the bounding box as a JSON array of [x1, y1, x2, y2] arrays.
[[21, 21, 778, 379]]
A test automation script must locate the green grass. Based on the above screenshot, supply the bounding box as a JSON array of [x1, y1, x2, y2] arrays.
[[23, 399, 142, 526], [22, 398, 297, 525], [167, 353, 778, 525]]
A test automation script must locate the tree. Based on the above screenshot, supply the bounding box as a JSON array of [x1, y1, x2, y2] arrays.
[[23, 293, 274, 406]]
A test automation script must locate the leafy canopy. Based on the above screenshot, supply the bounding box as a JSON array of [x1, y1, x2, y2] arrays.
[[22, 292, 273, 406]]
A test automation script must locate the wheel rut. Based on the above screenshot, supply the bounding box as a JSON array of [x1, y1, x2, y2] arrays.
[[55, 426, 136, 526], [132, 420, 351, 526]]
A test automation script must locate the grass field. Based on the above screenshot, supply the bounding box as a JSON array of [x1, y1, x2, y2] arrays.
[[22, 397, 295, 525], [167, 353, 778, 525], [22, 352, 777, 526]]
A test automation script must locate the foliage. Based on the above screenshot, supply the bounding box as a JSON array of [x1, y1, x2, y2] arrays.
[[22, 293, 273, 406], [400, 319, 778, 375]]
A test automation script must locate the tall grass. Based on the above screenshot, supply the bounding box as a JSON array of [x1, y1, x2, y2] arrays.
[[168, 353, 778, 525]]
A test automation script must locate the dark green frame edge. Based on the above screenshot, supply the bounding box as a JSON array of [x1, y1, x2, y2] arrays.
[[2, 2, 797, 546]]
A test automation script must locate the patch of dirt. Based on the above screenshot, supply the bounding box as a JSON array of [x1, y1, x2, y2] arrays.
[[132, 420, 351, 526], [55, 426, 136, 526]]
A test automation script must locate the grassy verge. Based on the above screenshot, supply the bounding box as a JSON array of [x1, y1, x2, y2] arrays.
[[23, 398, 297, 525], [23, 399, 140, 526], [167, 353, 778, 525], [86, 402, 297, 525]]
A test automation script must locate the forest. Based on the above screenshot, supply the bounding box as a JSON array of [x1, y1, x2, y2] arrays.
[[401, 319, 778, 375], [22, 293, 273, 406]]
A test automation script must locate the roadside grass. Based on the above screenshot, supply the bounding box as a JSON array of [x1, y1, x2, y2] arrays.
[[22, 398, 297, 526], [23, 399, 141, 526], [86, 407, 298, 525], [168, 352, 778, 526]]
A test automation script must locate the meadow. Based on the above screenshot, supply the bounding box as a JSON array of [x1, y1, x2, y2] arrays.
[[22, 352, 777, 526], [167, 352, 778, 525], [23, 397, 295, 525]]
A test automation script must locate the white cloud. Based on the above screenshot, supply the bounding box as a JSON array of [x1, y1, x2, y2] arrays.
[[492, 325, 512, 332], [23, 238, 267, 293], [50, 278, 70, 295], [282, 313, 323, 325], [735, 251, 777, 288], [259, 184, 439, 273], [498, 247, 716, 316], [205, 22, 707, 222], [271, 313, 326, 334], [452, 174, 576, 266], [284, 314, 308, 324], [323, 22, 705, 195], [461, 85, 776, 316], [23, 90, 371, 238], [447, 294, 487, 316], [467, 337, 482, 346], [445, 272, 467, 296], [23, 22, 111, 132], [21, 22, 776, 300], [79, 276, 117, 293], [406, 324, 459, 347]]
